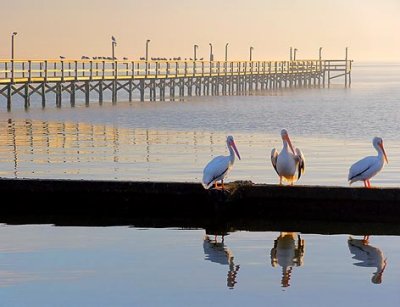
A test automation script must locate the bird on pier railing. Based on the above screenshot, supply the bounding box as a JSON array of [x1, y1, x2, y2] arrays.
[[271, 129, 305, 185], [348, 137, 388, 188], [202, 135, 241, 190]]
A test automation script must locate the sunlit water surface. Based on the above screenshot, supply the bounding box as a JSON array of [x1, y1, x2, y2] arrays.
[[0, 63, 400, 306]]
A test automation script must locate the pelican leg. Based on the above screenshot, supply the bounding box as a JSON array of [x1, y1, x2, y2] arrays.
[[279, 176, 282, 185], [367, 180, 371, 188], [363, 235, 370, 244], [363, 180, 368, 188], [214, 181, 224, 190]]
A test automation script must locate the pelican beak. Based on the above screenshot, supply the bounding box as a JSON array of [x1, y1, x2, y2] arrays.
[[379, 142, 388, 164], [285, 135, 296, 155], [231, 141, 241, 160]]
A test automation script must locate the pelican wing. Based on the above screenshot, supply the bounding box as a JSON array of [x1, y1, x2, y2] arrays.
[[202, 155, 230, 189], [348, 156, 376, 182], [295, 148, 305, 179], [271, 148, 279, 175]]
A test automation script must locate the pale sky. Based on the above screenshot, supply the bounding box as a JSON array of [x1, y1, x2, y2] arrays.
[[0, 0, 399, 62]]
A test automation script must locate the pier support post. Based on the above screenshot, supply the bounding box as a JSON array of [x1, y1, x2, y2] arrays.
[[7, 85, 11, 111], [140, 80, 145, 101], [85, 81, 90, 106], [70, 82, 76, 107]]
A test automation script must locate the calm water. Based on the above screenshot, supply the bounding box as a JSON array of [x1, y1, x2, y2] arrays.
[[0, 62, 400, 306], [0, 225, 399, 307]]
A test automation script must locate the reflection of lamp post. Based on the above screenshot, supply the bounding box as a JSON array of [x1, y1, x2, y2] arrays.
[[249, 46, 254, 61], [209, 43, 213, 61], [146, 39, 150, 61], [194, 44, 198, 61], [225, 43, 229, 61], [111, 36, 117, 59], [319, 47, 323, 60], [294, 48, 298, 60], [11, 32, 17, 60]]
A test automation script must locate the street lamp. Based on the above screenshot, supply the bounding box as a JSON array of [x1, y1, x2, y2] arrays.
[[11, 32, 17, 60], [294, 48, 298, 60], [319, 47, 323, 60], [290, 47, 293, 61], [249, 46, 254, 61], [209, 43, 213, 61], [146, 39, 151, 61], [111, 36, 117, 59], [225, 43, 229, 61], [194, 44, 198, 61]]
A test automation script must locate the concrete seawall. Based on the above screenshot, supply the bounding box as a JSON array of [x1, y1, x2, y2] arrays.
[[1, 178, 400, 227]]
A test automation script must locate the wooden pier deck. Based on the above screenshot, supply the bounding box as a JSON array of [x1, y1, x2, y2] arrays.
[[0, 58, 352, 109]]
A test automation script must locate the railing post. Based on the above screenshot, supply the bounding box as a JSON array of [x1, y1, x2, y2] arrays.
[[74, 61, 78, 81], [61, 60, 64, 82], [11, 60, 14, 83], [44, 60, 48, 82], [28, 60, 32, 82]]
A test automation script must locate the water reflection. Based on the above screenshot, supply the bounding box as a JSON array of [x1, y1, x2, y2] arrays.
[[348, 236, 387, 284], [270, 232, 305, 287], [203, 234, 240, 289]]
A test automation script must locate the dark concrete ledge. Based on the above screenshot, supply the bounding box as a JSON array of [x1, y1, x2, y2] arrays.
[[1, 178, 400, 226]]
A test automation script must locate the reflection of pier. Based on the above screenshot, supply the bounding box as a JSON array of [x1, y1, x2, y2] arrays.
[[0, 58, 352, 109], [0, 119, 216, 179]]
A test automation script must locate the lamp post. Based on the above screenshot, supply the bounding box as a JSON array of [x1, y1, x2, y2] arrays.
[[111, 36, 117, 59], [11, 32, 17, 60], [209, 43, 213, 61], [249, 46, 254, 61], [145, 39, 151, 61], [319, 47, 323, 60], [225, 43, 229, 61], [290, 47, 293, 61], [194, 44, 198, 61], [294, 48, 298, 60]]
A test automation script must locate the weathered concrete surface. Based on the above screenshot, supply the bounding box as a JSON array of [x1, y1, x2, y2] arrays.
[[0, 178, 400, 225]]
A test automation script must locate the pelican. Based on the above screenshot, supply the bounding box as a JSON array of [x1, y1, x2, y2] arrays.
[[202, 135, 241, 190], [348, 137, 388, 188], [271, 129, 305, 185]]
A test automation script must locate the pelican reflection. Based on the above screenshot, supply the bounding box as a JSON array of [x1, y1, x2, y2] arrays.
[[347, 236, 387, 284], [270, 232, 305, 287], [203, 234, 240, 289]]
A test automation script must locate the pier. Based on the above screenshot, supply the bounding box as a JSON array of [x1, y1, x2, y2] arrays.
[[0, 179, 399, 226], [0, 58, 352, 109]]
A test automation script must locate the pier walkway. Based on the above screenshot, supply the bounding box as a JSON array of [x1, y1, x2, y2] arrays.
[[0, 58, 352, 108]]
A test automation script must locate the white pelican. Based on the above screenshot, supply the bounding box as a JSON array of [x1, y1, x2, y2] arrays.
[[202, 135, 241, 190], [271, 129, 305, 185], [348, 137, 388, 188]]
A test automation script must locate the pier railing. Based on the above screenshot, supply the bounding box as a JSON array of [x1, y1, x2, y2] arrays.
[[0, 59, 351, 84], [0, 58, 352, 108]]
